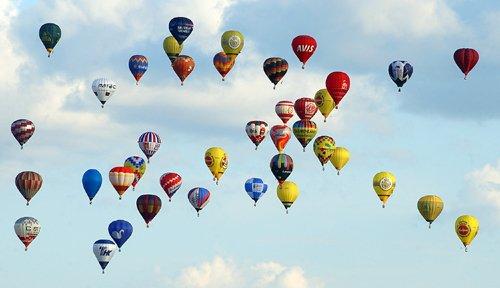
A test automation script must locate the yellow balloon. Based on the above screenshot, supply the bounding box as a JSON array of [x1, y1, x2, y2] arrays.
[[372, 171, 396, 208], [221, 30, 244, 60], [417, 195, 444, 228], [204, 147, 228, 184], [313, 136, 335, 170], [455, 215, 479, 251], [277, 181, 299, 213], [163, 36, 183, 63], [314, 89, 335, 122], [330, 147, 349, 175]]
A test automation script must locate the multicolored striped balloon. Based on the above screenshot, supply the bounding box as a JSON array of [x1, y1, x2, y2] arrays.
[[124, 156, 146, 190], [263, 57, 288, 89], [15, 171, 43, 205], [188, 187, 210, 216], [109, 167, 134, 199], [136, 194, 162, 227], [292, 120, 317, 151]]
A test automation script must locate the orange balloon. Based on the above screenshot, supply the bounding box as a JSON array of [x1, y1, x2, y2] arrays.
[[213, 52, 235, 81], [172, 55, 195, 85]]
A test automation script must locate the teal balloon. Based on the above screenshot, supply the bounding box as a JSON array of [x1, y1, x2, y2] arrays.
[[39, 23, 61, 57]]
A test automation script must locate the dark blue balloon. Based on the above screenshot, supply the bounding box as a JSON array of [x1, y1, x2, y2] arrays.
[[108, 220, 133, 251], [82, 169, 102, 204], [169, 17, 193, 44]]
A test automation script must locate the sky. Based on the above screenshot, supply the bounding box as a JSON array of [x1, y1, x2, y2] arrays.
[[1, 0, 500, 287]]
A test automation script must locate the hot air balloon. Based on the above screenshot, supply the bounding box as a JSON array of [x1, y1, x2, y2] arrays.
[[205, 147, 228, 184], [263, 57, 288, 89], [373, 171, 396, 208], [169, 17, 193, 45], [277, 181, 299, 214], [108, 220, 133, 251], [270, 125, 291, 153], [388, 61, 413, 92], [163, 36, 183, 63], [213, 52, 235, 81], [136, 194, 162, 227], [82, 169, 102, 204], [124, 156, 146, 190], [221, 30, 244, 61], [291, 35, 317, 69], [39, 23, 61, 57], [270, 153, 293, 184], [245, 178, 268, 206], [15, 171, 43, 205], [188, 187, 211, 216], [314, 89, 335, 122], [109, 167, 134, 199], [313, 136, 336, 170], [172, 55, 195, 85], [129, 55, 148, 85], [14, 217, 40, 251], [245, 121, 268, 150], [138, 132, 161, 163], [417, 195, 444, 228], [92, 78, 117, 108], [325, 71, 350, 108], [11, 119, 35, 149], [294, 98, 318, 121], [455, 215, 479, 252], [292, 120, 317, 151], [159, 172, 182, 201], [93, 239, 117, 274], [330, 147, 350, 175], [454, 48, 479, 79], [275, 100, 294, 124]]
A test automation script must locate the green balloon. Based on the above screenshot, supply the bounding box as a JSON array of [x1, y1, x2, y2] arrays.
[[39, 23, 61, 57]]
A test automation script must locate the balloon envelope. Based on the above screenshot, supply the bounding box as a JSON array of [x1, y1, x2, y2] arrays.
[[292, 120, 317, 151], [325, 72, 350, 107], [93, 239, 117, 273], [455, 215, 479, 251], [313, 136, 336, 169], [92, 78, 116, 107], [129, 55, 148, 84], [373, 171, 396, 208], [275, 100, 294, 124], [277, 181, 299, 212], [388, 61, 413, 91], [39, 23, 61, 57], [160, 172, 182, 201], [454, 48, 479, 79], [291, 35, 317, 68], [11, 119, 35, 149], [124, 156, 147, 189], [330, 147, 350, 175], [263, 57, 288, 89], [221, 30, 244, 58], [15, 171, 43, 205], [136, 194, 162, 227], [270, 125, 291, 153], [294, 98, 318, 121], [213, 52, 235, 80], [245, 121, 268, 149], [270, 153, 293, 184], [163, 36, 183, 63], [172, 55, 195, 85], [245, 178, 268, 205], [138, 132, 161, 162], [108, 220, 133, 250], [109, 167, 135, 199], [169, 17, 193, 44], [205, 147, 228, 184], [417, 195, 444, 228], [82, 169, 102, 203], [14, 217, 41, 250], [188, 187, 211, 215]]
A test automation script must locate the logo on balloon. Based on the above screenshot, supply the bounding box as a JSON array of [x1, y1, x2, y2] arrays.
[[379, 177, 392, 191], [205, 156, 214, 167], [228, 36, 241, 49], [457, 222, 470, 237]]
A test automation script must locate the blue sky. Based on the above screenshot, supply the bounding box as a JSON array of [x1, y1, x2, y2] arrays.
[[1, 0, 500, 287]]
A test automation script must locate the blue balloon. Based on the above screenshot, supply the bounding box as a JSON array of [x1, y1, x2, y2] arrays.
[[169, 17, 193, 44], [244, 178, 268, 206], [128, 55, 148, 84], [108, 220, 133, 251], [82, 169, 102, 204]]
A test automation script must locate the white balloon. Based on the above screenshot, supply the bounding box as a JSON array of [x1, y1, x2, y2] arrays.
[[14, 217, 41, 251], [93, 239, 117, 273], [92, 78, 117, 107]]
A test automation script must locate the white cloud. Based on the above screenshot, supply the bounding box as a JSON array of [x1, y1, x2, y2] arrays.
[[157, 256, 323, 288], [467, 159, 500, 213], [350, 0, 462, 38], [0, 1, 27, 86]]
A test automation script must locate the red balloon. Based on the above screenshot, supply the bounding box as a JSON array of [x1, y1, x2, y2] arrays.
[[454, 48, 479, 79], [172, 55, 195, 85], [291, 35, 317, 69], [136, 194, 162, 227], [294, 98, 318, 121], [159, 172, 182, 201], [325, 71, 350, 107]]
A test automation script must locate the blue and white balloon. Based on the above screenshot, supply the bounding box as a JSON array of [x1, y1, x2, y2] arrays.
[[388, 60, 413, 92], [244, 178, 268, 206], [93, 239, 117, 274], [108, 220, 133, 251]]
